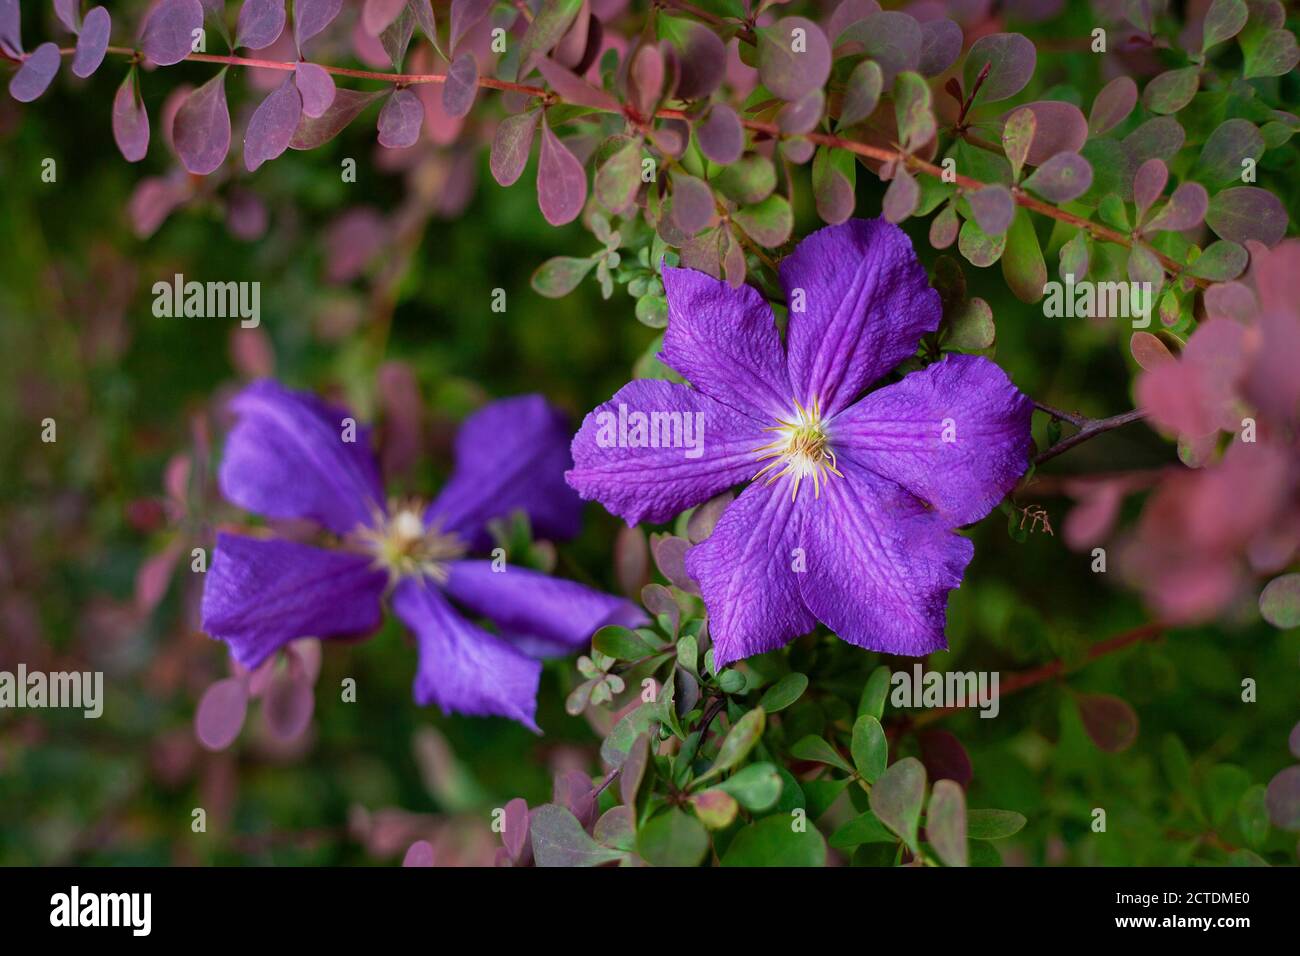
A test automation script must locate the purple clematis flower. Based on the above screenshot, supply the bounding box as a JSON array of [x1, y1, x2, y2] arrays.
[[201, 382, 645, 730], [567, 219, 1033, 667]]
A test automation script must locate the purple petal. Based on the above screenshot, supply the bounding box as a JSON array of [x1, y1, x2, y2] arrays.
[[684, 482, 816, 668], [782, 218, 942, 417], [142, 0, 204, 67], [236, 0, 286, 50], [294, 0, 342, 51], [566, 379, 765, 526], [9, 43, 61, 103], [201, 532, 387, 669], [295, 62, 336, 118], [832, 354, 1033, 526], [71, 7, 111, 79], [392, 577, 541, 729], [660, 265, 792, 422], [244, 74, 302, 171], [377, 87, 423, 148], [444, 561, 647, 657], [218, 380, 385, 535], [0, 0, 20, 58], [798, 459, 973, 655], [112, 70, 150, 163], [428, 395, 583, 550], [173, 70, 231, 175]]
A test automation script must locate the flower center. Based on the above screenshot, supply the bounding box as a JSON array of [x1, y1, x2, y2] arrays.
[[355, 499, 466, 583], [751, 397, 844, 501]]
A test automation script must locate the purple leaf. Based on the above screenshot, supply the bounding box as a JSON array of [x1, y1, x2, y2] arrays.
[[918, 729, 973, 788], [812, 148, 854, 225], [450, 0, 493, 51], [1123, 116, 1185, 165], [1143, 181, 1207, 234], [490, 109, 540, 187], [918, 18, 962, 77], [671, 172, 714, 236], [363, 0, 408, 36], [173, 70, 231, 175], [377, 87, 424, 148], [1265, 766, 1300, 831], [1195, 118, 1264, 187], [551, 2, 591, 69], [1076, 693, 1138, 753], [1205, 186, 1287, 246], [9, 43, 60, 103], [839, 59, 882, 128], [402, 840, 435, 866], [408, 0, 437, 46], [1021, 151, 1093, 202], [536, 116, 587, 225], [964, 32, 1036, 105], [294, 0, 342, 51], [112, 69, 150, 162], [0, 0, 20, 58], [674, 20, 726, 99], [757, 17, 831, 102], [968, 184, 1014, 235], [697, 103, 743, 165], [627, 43, 665, 119], [553, 770, 598, 830], [882, 167, 919, 223], [244, 74, 302, 171], [72, 7, 111, 79], [442, 52, 479, 118], [54, 0, 81, 34], [1088, 75, 1137, 136], [290, 88, 382, 149], [263, 664, 314, 740], [536, 56, 619, 112], [295, 61, 336, 118], [195, 677, 249, 750], [839, 11, 920, 86], [1010, 101, 1087, 165], [502, 797, 531, 862], [236, 0, 286, 50], [142, 0, 204, 67], [777, 88, 824, 136], [826, 0, 881, 44]]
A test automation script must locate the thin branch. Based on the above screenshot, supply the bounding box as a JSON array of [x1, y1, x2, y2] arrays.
[[1033, 407, 1147, 466], [13, 45, 1204, 283]]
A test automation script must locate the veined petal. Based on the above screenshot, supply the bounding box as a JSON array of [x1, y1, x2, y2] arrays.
[[219, 380, 385, 536], [660, 265, 793, 421], [392, 577, 541, 730], [444, 560, 647, 657], [782, 219, 941, 417], [427, 394, 582, 550], [797, 459, 973, 657], [684, 481, 816, 669], [201, 532, 387, 669], [832, 354, 1033, 526], [567, 379, 765, 525]]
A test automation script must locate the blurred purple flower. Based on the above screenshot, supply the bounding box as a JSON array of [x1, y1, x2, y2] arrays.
[[567, 219, 1033, 666], [201, 382, 645, 729]]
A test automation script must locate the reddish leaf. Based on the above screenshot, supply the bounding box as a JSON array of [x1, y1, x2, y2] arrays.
[[71, 7, 111, 79], [490, 110, 540, 187], [442, 52, 479, 118], [244, 74, 303, 171], [377, 87, 424, 148], [295, 61, 336, 118], [1077, 693, 1138, 753], [536, 117, 587, 225], [142, 0, 204, 67], [112, 69, 151, 163], [173, 70, 232, 175]]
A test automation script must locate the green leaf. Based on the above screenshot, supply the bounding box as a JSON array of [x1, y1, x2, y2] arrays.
[[893, 71, 935, 151], [1260, 573, 1300, 628], [599, 702, 660, 768], [721, 814, 826, 866], [637, 807, 710, 866], [733, 194, 793, 247], [715, 762, 783, 812], [1099, 193, 1131, 231], [689, 788, 740, 829], [958, 217, 1006, 268], [1001, 107, 1036, 182], [713, 155, 776, 205], [790, 735, 855, 775], [850, 715, 888, 783], [699, 707, 766, 782], [595, 137, 643, 214], [1142, 67, 1199, 115], [858, 666, 891, 720], [1238, 784, 1270, 848], [592, 625, 657, 660], [839, 59, 883, 128], [943, 296, 995, 350], [1186, 240, 1247, 281], [531, 804, 627, 867], [926, 779, 968, 866], [869, 757, 927, 853], [1202, 0, 1247, 51], [965, 808, 1027, 840], [1001, 207, 1046, 303], [530, 256, 597, 298], [1242, 28, 1300, 79], [758, 673, 809, 713], [516, 0, 585, 78], [829, 811, 896, 849]]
